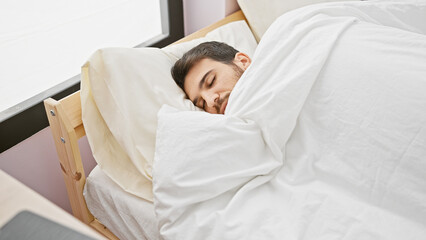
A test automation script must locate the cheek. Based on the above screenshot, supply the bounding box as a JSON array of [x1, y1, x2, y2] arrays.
[[215, 67, 242, 91], [217, 79, 234, 92], [226, 73, 240, 89], [215, 81, 235, 94]]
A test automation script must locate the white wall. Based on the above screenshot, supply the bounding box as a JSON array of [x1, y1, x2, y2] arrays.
[[0, 0, 240, 214], [183, 0, 240, 36]]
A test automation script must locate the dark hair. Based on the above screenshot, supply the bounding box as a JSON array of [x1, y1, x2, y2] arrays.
[[171, 41, 239, 91]]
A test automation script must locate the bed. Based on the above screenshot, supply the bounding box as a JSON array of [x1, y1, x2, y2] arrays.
[[43, 7, 254, 240], [44, 1, 426, 239]]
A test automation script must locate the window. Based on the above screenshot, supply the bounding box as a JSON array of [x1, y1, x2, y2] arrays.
[[0, 0, 164, 112], [0, 0, 184, 152]]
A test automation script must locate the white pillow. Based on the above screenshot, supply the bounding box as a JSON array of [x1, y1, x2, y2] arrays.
[[237, 0, 357, 41], [164, 20, 257, 59], [81, 20, 257, 201]]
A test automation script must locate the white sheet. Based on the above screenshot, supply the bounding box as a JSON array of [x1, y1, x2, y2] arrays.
[[154, 1, 426, 239], [83, 166, 159, 240]]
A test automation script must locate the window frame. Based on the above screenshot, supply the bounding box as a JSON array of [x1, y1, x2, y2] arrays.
[[0, 0, 184, 153]]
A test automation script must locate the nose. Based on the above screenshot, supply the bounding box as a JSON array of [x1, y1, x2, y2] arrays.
[[201, 90, 218, 108]]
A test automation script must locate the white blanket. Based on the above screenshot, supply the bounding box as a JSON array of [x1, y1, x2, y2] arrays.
[[153, 1, 426, 239]]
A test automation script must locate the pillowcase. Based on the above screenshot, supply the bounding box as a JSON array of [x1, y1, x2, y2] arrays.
[[164, 20, 257, 60], [81, 20, 257, 201], [237, 0, 357, 41]]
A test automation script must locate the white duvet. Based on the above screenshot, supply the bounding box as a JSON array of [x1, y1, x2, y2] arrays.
[[153, 1, 426, 239]]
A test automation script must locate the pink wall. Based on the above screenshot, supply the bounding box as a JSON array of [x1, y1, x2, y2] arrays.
[[0, 0, 240, 214], [0, 127, 96, 213], [183, 0, 240, 36]]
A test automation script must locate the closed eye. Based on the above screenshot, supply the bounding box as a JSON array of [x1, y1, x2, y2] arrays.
[[209, 76, 215, 87]]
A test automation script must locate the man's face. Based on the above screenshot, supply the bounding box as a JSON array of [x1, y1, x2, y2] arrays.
[[184, 53, 251, 114]]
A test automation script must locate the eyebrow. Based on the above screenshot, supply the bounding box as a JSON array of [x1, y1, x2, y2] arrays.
[[192, 70, 213, 106]]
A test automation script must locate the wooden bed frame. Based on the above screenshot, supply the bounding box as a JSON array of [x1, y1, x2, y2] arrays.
[[44, 10, 249, 239]]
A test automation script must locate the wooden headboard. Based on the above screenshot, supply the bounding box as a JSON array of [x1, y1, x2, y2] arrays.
[[44, 10, 247, 240]]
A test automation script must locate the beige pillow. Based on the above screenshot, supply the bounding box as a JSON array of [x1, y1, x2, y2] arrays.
[[237, 0, 356, 41], [81, 20, 257, 202]]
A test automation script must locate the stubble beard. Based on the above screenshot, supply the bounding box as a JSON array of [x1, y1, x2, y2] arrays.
[[215, 64, 245, 113]]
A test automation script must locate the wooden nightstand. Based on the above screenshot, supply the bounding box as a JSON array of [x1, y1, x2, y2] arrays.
[[0, 169, 105, 239]]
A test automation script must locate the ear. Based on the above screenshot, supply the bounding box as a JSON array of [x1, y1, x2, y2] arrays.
[[233, 52, 251, 70]]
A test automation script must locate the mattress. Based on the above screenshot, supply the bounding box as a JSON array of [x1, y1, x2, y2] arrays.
[[83, 166, 159, 240]]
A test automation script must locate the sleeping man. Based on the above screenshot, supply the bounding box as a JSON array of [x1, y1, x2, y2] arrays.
[[171, 41, 251, 114], [157, 2, 426, 239]]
